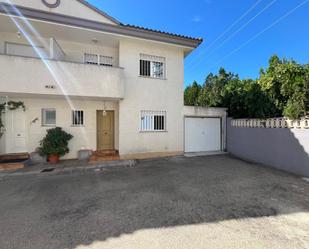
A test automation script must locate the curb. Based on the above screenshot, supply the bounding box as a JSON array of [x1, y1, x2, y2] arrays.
[[0, 159, 137, 179]]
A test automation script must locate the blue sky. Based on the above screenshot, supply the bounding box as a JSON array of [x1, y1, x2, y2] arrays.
[[88, 0, 309, 87]]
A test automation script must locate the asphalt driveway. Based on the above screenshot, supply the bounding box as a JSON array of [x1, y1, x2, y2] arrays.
[[0, 155, 309, 249]]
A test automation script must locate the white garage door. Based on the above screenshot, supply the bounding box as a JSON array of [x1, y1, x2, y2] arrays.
[[185, 117, 221, 153]]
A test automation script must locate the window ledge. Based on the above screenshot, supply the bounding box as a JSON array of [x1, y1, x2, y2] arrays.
[[71, 125, 85, 127], [139, 130, 168, 133], [139, 76, 167, 81]]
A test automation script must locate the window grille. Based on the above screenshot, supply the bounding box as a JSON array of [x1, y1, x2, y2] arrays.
[[72, 110, 84, 126], [84, 53, 113, 66], [141, 110, 166, 132], [140, 54, 165, 79]]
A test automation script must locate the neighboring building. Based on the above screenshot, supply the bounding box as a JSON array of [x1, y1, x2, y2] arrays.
[[0, 0, 226, 159]]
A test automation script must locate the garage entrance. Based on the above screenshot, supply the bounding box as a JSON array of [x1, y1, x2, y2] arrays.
[[185, 117, 222, 153]]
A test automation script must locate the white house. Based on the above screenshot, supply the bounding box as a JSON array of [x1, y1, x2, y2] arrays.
[[0, 0, 226, 160]]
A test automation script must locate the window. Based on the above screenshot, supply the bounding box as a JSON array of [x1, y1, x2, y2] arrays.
[[84, 53, 98, 65], [99, 55, 113, 67], [72, 110, 84, 126], [42, 109, 56, 126], [140, 54, 165, 79], [141, 111, 166, 132], [84, 53, 113, 66]]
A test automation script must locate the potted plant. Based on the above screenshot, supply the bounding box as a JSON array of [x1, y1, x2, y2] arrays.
[[39, 127, 73, 164]]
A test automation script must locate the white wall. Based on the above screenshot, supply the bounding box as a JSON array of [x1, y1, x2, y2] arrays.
[[50, 38, 65, 60], [0, 113, 5, 154], [0, 54, 124, 99], [3, 97, 119, 159], [5, 0, 117, 24], [0, 32, 50, 58], [118, 38, 185, 155], [0, 32, 119, 65], [58, 39, 119, 66]]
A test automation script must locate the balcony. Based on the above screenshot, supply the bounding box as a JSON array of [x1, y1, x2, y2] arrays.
[[0, 54, 125, 99]]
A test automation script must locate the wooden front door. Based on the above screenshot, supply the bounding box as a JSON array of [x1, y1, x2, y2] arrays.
[[97, 111, 115, 150]]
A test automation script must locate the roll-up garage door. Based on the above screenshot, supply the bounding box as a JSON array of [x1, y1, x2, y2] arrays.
[[185, 117, 221, 153]]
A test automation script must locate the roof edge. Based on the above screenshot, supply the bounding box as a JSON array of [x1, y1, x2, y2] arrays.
[[75, 0, 121, 25], [0, 3, 203, 48]]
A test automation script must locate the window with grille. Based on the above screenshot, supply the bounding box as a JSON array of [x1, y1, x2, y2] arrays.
[[140, 54, 165, 79], [140, 111, 166, 132], [42, 109, 56, 126], [84, 53, 113, 66], [72, 110, 84, 126], [99, 55, 113, 67], [84, 53, 98, 65]]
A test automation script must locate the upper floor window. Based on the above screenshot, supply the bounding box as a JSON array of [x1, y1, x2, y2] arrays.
[[84, 53, 113, 67], [140, 54, 165, 79]]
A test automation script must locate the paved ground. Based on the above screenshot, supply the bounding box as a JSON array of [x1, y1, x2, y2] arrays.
[[0, 155, 309, 249]]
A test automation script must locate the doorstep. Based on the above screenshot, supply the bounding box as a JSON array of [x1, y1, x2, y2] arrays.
[[0, 153, 31, 171], [0, 159, 136, 178]]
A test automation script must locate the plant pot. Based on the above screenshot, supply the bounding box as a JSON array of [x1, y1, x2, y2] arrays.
[[48, 154, 60, 164]]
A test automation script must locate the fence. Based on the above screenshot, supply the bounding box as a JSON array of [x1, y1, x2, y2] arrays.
[[227, 118, 309, 177], [231, 117, 309, 129]]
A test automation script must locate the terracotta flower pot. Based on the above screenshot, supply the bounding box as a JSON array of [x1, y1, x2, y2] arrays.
[[48, 154, 60, 164]]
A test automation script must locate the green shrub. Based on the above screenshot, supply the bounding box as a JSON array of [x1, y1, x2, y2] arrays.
[[39, 127, 73, 157]]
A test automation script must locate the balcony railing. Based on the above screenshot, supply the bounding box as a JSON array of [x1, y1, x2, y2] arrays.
[[0, 54, 125, 99]]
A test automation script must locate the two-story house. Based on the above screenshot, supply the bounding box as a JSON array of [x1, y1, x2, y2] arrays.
[[0, 0, 226, 160]]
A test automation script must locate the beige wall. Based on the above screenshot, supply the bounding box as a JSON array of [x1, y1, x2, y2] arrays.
[[0, 113, 5, 153], [183, 106, 227, 117], [0, 97, 119, 159], [0, 3, 195, 158], [0, 54, 124, 99], [0, 29, 190, 158], [5, 0, 116, 24], [118, 38, 185, 155]]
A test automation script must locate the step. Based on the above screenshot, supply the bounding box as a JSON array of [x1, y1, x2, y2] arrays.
[[0, 153, 29, 162], [0, 162, 25, 171], [0, 153, 30, 171], [89, 154, 120, 163], [94, 150, 119, 157]]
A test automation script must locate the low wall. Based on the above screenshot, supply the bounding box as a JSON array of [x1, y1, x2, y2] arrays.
[[227, 118, 309, 177]]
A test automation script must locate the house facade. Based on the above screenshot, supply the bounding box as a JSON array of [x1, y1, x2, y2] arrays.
[[0, 0, 226, 160]]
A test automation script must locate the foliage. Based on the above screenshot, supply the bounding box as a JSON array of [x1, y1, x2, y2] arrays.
[[184, 81, 201, 106], [38, 127, 73, 157], [0, 101, 26, 138], [184, 55, 309, 119], [258, 55, 309, 119], [198, 68, 237, 107]]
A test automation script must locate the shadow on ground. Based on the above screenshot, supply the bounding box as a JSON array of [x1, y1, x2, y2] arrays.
[[0, 155, 308, 249]]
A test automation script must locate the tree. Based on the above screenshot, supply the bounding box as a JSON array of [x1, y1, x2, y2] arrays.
[[259, 55, 309, 119], [184, 81, 201, 106], [198, 68, 239, 107], [184, 56, 309, 119]]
